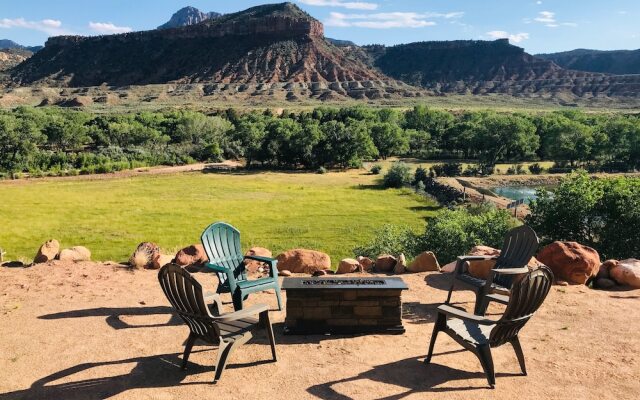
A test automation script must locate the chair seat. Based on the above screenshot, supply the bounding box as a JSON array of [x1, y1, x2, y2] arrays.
[[237, 277, 278, 290], [457, 273, 510, 295], [217, 317, 259, 341], [447, 319, 495, 345]]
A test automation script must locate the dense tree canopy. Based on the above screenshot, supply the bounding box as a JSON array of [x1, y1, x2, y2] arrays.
[[1, 106, 639, 176]]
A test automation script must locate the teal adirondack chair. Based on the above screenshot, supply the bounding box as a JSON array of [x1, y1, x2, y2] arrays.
[[201, 222, 282, 311]]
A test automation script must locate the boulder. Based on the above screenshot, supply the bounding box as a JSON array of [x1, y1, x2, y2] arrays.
[[34, 239, 60, 264], [174, 244, 208, 267], [596, 278, 617, 290], [244, 247, 273, 274], [337, 258, 360, 274], [357, 256, 374, 271], [152, 254, 174, 270], [609, 259, 640, 288], [58, 246, 91, 262], [598, 259, 617, 280], [278, 269, 292, 277], [128, 242, 160, 269], [537, 241, 601, 285], [408, 251, 440, 272], [375, 254, 397, 272], [394, 254, 407, 274], [441, 245, 542, 277], [276, 249, 331, 274]]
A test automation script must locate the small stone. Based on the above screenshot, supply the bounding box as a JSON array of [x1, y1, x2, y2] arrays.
[[58, 246, 91, 262], [394, 254, 407, 274], [555, 280, 569, 286], [375, 254, 397, 272], [357, 256, 374, 272], [34, 239, 60, 264], [337, 258, 360, 274], [278, 269, 292, 277]]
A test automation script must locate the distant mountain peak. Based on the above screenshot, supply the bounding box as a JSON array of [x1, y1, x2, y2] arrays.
[[157, 6, 222, 30]]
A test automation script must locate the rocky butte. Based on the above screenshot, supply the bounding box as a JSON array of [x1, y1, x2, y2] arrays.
[[10, 2, 394, 93]]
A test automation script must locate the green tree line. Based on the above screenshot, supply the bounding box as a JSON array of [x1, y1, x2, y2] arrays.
[[1, 105, 639, 176]]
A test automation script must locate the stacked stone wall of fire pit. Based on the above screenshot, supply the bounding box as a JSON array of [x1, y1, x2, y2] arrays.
[[282, 277, 407, 334]]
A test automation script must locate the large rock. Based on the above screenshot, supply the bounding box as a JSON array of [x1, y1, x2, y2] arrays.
[[276, 249, 331, 274], [128, 242, 160, 269], [375, 254, 397, 272], [34, 239, 60, 264], [610, 259, 640, 288], [441, 245, 541, 277], [58, 246, 91, 262], [537, 241, 600, 285], [174, 244, 208, 267], [337, 258, 360, 274], [408, 251, 440, 272], [244, 247, 273, 274], [152, 254, 174, 270], [598, 259, 618, 280], [357, 256, 374, 271], [394, 254, 407, 274]]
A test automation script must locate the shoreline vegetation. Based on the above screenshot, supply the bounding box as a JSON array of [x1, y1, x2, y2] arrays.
[[1, 105, 639, 180]]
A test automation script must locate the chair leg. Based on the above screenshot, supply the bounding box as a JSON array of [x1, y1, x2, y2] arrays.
[[181, 333, 197, 370], [445, 281, 455, 304], [262, 311, 277, 361], [232, 290, 244, 311], [425, 313, 446, 364], [213, 340, 239, 384], [477, 345, 496, 388], [511, 337, 527, 375], [275, 287, 283, 311], [474, 291, 489, 316]]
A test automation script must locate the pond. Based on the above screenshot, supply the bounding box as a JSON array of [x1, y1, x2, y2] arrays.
[[491, 186, 545, 204]]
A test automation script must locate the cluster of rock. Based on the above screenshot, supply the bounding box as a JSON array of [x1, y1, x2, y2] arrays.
[[33, 239, 91, 264]]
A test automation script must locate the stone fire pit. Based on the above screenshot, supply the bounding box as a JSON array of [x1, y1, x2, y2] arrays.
[[281, 277, 408, 334]]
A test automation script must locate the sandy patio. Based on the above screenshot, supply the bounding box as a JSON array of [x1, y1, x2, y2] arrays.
[[1, 261, 638, 400]]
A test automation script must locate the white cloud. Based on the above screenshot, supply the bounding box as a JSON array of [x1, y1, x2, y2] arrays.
[[298, 0, 378, 10], [0, 17, 70, 35], [533, 11, 577, 28], [486, 30, 530, 43], [88, 22, 133, 34], [536, 1, 542, 4], [325, 10, 462, 29], [535, 11, 556, 24]]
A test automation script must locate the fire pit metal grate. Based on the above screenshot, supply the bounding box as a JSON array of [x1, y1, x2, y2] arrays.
[[302, 279, 385, 286]]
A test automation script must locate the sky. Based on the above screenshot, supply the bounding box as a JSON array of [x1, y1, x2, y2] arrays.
[[0, 0, 638, 54]]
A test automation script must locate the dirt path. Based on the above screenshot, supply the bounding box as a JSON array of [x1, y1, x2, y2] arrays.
[[1, 261, 638, 399], [0, 160, 243, 186]]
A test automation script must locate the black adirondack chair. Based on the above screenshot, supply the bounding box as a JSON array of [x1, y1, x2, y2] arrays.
[[445, 225, 539, 315], [426, 266, 553, 388], [158, 264, 277, 384]]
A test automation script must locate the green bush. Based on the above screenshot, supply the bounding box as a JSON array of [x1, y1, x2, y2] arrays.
[[528, 163, 544, 175], [413, 165, 428, 184], [418, 206, 519, 264], [527, 171, 640, 259], [370, 164, 383, 175], [316, 166, 327, 174], [431, 163, 463, 177], [353, 224, 419, 259], [383, 162, 411, 188]]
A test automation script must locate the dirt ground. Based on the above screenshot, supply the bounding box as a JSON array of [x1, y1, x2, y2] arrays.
[[1, 261, 638, 400]]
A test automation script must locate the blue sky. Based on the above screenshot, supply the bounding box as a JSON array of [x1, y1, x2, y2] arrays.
[[0, 0, 638, 54]]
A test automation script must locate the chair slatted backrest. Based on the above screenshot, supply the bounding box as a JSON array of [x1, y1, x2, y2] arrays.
[[158, 264, 220, 342], [201, 222, 245, 285], [493, 225, 539, 288], [489, 266, 553, 347]]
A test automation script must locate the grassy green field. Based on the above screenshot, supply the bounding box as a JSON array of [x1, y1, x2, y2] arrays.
[[0, 169, 438, 264]]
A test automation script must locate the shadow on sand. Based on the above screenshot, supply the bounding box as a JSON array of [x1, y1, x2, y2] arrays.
[[307, 356, 523, 399], [39, 306, 183, 330]]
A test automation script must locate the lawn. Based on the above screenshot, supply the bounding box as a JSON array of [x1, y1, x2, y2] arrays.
[[0, 169, 438, 264]]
